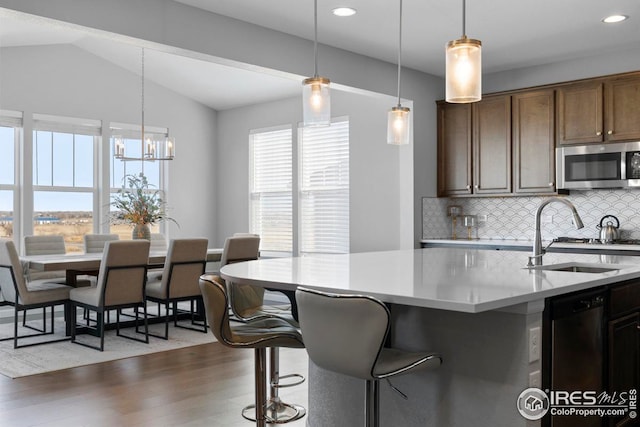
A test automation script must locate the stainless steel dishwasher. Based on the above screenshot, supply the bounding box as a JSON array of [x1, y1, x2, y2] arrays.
[[547, 287, 606, 427]]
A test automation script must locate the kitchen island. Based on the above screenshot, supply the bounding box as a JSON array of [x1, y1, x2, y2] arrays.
[[221, 248, 640, 426]]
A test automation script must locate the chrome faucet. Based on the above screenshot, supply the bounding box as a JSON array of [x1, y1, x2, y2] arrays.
[[531, 197, 584, 266]]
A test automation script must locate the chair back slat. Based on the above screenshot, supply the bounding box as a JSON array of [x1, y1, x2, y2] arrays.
[[24, 235, 66, 256], [84, 234, 119, 253]]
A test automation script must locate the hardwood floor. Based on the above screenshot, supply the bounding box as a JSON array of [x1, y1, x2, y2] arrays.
[[0, 343, 309, 427]]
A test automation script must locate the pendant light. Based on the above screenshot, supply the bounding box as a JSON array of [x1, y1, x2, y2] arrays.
[[302, 0, 331, 127], [114, 48, 175, 161], [445, 0, 482, 103], [387, 0, 410, 145]]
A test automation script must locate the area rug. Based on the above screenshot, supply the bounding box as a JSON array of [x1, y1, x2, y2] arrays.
[[0, 317, 216, 379]]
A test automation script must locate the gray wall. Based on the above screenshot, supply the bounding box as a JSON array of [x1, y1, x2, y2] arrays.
[[484, 45, 640, 94], [0, 43, 217, 243], [217, 89, 413, 253]]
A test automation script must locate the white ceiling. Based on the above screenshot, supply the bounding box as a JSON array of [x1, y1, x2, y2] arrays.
[[1, 1, 639, 110]]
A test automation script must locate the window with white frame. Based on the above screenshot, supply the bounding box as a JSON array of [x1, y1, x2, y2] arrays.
[[299, 120, 349, 254], [0, 111, 22, 240], [249, 126, 293, 253], [32, 114, 100, 252], [249, 119, 349, 255]]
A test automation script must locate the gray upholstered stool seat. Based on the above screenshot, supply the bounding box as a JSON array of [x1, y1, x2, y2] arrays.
[[295, 286, 443, 427], [198, 275, 305, 427]]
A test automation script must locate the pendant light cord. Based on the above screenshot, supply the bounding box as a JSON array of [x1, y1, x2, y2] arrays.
[[396, 0, 403, 107], [313, 0, 319, 78], [462, 0, 466, 37]]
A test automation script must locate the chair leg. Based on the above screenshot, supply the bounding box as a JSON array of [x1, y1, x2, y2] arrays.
[[13, 304, 19, 349], [365, 379, 380, 427], [71, 303, 77, 342], [255, 348, 267, 427], [99, 311, 105, 352]]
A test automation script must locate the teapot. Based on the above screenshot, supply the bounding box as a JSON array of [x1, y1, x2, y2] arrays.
[[597, 215, 620, 243]]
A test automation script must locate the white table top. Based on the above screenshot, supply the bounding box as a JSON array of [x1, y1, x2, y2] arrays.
[[23, 248, 222, 271], [220, 248, 640, 313]]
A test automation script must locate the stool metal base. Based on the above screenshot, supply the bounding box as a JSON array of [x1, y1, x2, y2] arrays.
[[242, 399, 306, 424]]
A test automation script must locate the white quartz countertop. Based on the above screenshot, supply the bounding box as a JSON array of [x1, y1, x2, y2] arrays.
[[220, 248, 640, 313], [421, 238, 640, 252]]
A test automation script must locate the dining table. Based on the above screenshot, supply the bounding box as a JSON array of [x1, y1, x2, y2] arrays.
[[22, 248, 223, 286]]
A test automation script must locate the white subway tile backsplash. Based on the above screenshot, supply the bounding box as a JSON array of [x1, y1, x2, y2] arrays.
[[423, 190, 640, 242]]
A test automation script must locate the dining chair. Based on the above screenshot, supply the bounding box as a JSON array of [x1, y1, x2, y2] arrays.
[[0, 239, 72, 348], [295, 287, 443, 427], [144, 238, 208, 339], [23, 235, 67, 283], [199, 275, 305, 427], [83, 234, 119, 253], [69, 240, 150, 351], [149, 233, 168, 252]]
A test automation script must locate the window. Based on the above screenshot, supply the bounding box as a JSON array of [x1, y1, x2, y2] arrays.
[[249, 119, 350, 255], [0, 112, 21, 239], [249, 126, 293, 253], [299, 120, 349, 254], [32, 114, 100, 252]]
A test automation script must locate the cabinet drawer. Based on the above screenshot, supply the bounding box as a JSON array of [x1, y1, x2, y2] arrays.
[[609, 281, 640, 318]]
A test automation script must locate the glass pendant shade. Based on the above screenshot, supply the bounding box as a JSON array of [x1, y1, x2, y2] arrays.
[[302, 76, 331, 127], [445, 37, 482, 103], [387, 106, 410, 145]]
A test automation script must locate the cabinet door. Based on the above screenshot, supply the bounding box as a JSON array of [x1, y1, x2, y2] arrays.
[[605, 76, 640, 142], [608, 312, 640, 427], [557, 82, 604, 145], [513, 90, 556, 193], [472, 95, 511, 194], [437, 102, 472, 196]]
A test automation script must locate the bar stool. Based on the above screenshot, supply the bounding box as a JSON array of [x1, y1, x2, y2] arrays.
[[295, 287, 443, 427], [198, 275, 305, 427], [223, 234, 305, 423]]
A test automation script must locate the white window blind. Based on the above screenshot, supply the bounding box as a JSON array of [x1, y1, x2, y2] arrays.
[[299, 120, 349, 254], [249, 126, 293, 253]]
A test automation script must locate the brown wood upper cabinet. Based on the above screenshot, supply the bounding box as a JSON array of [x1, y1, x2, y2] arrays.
[[513, 90, 556, 194], [438, 93, 556, 197], [437, 96, 511, 196], [472, 96, 511, 194], [557, 75, 640, 145], [437, 102, 472, 196]]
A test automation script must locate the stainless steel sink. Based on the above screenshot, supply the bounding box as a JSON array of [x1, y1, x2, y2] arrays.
[[529, 262, 623, 273]]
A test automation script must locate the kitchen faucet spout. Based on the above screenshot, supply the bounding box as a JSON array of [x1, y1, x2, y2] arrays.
[[532, 197, 584, 266]]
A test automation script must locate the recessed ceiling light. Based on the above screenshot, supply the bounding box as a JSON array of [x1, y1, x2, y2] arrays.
[[332, 7, 357, 17], [602, 14, 628, 23]]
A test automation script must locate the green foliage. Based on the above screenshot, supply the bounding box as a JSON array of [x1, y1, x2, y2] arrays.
[[111, 173, 177, 226]]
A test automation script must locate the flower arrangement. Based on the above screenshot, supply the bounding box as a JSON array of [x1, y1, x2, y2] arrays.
[[111, 173, 177, 232]]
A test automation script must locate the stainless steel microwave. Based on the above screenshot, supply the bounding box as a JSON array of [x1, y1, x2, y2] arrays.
[[556, 141, 640, 189]]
